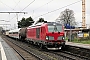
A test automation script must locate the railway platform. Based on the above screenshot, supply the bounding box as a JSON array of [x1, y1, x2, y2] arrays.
[[66, 41, 90, 49], [0, 37, 19, 60]]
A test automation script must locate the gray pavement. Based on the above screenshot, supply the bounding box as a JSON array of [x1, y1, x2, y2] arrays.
[[0, 37, 19, 60], [0, 50, 2, 60], [66, 41, 90, 49]]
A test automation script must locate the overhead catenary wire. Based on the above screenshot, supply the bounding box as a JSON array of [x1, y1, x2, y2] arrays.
[[12, 0, 22, 10], [0, 0, 16, 27], [0, 0, 35, 19], [34, 0, 82, 19], [33, 0, 54, 11], [0, 0, 35, 29], [32, 0, 54, 18], [11, 0, 53, 20], [21, 0, 35, 12], [0, 0, 82, 23], [0, 0, 15, 10], [10, 0, 35, 20]]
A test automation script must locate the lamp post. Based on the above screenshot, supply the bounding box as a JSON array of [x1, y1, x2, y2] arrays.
[[69, 20, 72, 41]]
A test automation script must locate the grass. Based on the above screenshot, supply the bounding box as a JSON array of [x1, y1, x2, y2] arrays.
[[71, 39, 90, 44], [65, 37, 90, 44]]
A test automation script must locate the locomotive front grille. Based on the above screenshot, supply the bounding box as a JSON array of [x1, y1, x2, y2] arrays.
[[46, 36, 54, 40], [57, 36, 64, 40], [49, 36, 54, 40], [46, 36, 64, 40]]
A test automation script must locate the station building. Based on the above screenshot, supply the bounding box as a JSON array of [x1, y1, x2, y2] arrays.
[[64, 28, 90, 40]]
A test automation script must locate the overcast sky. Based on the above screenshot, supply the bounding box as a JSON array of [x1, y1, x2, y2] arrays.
[[0, 0, 90, 30]]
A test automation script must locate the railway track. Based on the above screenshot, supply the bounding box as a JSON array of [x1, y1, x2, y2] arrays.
[[39, 48, 89, 60], [65, 45, 90, 60], [49, 50, 89, 60], [1, 35, 90, 60], [2, 36, 58, 60], [1, 36, 39, 60]]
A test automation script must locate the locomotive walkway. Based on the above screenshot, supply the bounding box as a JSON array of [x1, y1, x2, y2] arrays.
[[66, 41, 90, 49], [0, 37, 19, 60]]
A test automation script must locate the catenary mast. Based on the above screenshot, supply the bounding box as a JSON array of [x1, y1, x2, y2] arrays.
[[82, 0, 86, 28]]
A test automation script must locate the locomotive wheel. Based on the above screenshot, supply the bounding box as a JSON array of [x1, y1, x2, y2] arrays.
[[19, 35, 23, 40], [31, 41, 34, 44], [39, 44, 43, 49], [61, 45, 65, 50], [39, 44, 47, 50], [19, 35, 21, 40]]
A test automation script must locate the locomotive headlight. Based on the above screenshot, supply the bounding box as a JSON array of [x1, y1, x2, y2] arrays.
[[46, 36, 49, 40], [62, 37, 65, 40]]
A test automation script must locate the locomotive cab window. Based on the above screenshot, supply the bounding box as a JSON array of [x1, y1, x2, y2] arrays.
[[48, 24, 62, 32]]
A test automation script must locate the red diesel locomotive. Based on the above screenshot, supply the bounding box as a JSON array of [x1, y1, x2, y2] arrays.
[[19, 22, 65, 50]]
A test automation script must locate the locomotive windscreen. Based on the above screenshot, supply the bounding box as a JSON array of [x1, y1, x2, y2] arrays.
[[47, 23, 62, 32]]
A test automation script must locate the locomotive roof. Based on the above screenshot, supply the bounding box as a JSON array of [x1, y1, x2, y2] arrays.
[[47, 22, 62, 25], [29, 22, 62, 27]]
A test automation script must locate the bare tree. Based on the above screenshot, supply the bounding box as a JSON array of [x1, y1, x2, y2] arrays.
[[58, 9, 76, 26]]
